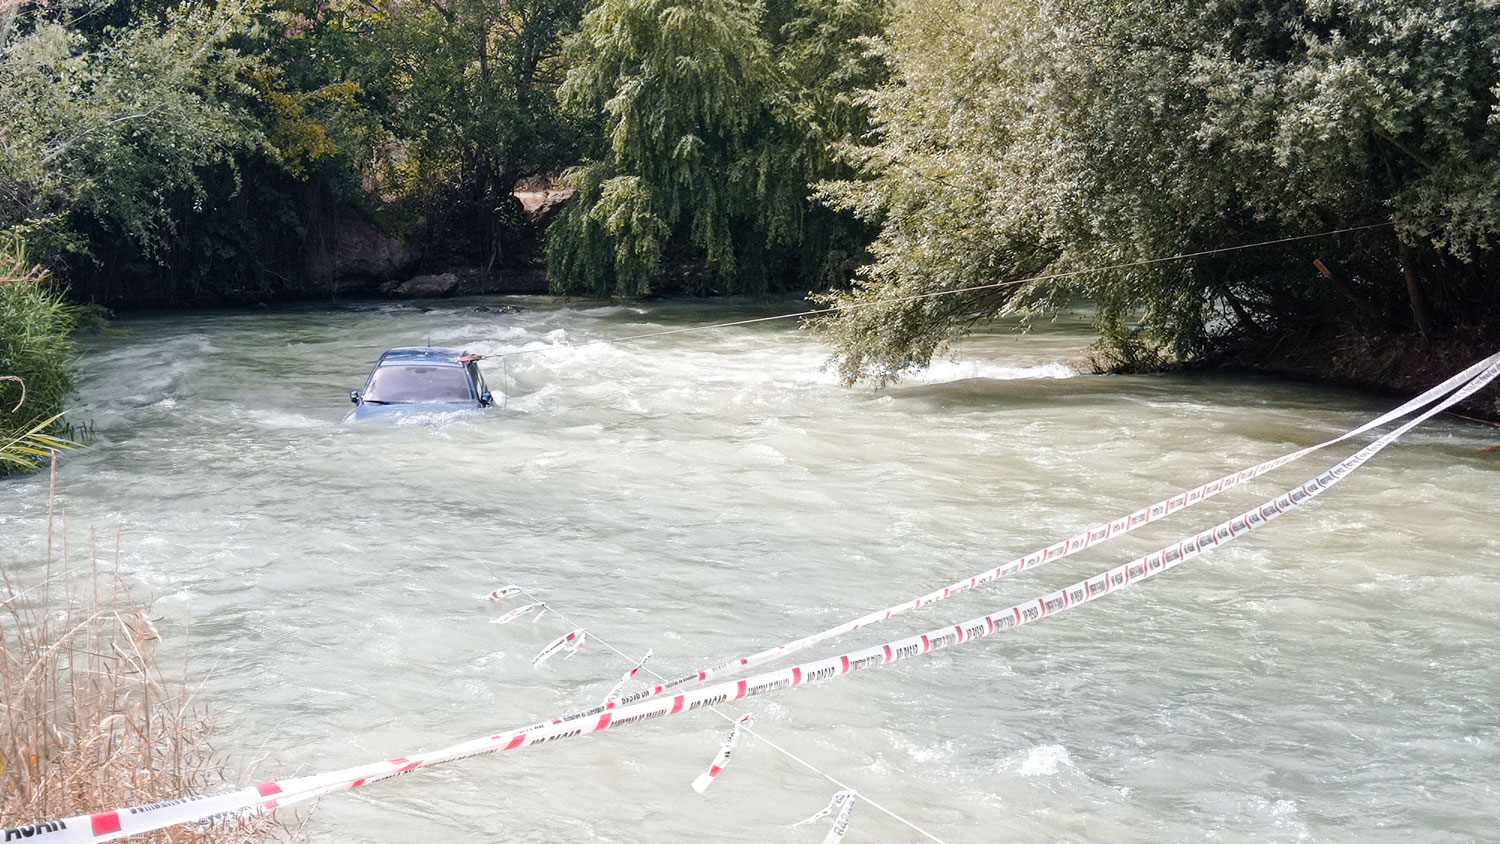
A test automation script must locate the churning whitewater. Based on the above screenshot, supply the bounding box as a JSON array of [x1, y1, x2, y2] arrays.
[[1, 297, 1497, 843]]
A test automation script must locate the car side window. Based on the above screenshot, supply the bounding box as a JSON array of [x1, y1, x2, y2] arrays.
[[469, 363, 487, 398]]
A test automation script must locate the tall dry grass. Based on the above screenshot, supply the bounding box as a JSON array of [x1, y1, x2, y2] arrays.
[[1, 458, 294, 841]]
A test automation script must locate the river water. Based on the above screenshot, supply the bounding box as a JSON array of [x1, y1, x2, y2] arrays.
[[2, 298, 1498, 843]]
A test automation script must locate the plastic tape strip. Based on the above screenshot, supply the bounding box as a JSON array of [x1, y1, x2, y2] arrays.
[[604, 650, 653, 709], [794, 790, 857, 843], [532, 629, 586, 668], [691, 713, 751, 793]]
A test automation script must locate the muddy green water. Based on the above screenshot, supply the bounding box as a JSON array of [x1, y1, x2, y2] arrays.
[[2, 298, 1498, 843]]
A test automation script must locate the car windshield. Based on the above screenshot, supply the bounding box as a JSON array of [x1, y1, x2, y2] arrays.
[[364, 364, 473, 403]]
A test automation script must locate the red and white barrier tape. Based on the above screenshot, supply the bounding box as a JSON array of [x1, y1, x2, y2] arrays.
[[7, 354, 1494, 843], [692, 713, 752, 793], [494, 601, 547, 624], [499, 652, 649, 737], [615, 350, 1500, 705], [604, 650, 653, 709], [532, 629, 587, 667], [793, 790, 857, 843]]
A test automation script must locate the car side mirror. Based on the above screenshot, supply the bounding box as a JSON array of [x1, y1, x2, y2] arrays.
[[350, 390, 361, 405], [479, 391, 493, 406]]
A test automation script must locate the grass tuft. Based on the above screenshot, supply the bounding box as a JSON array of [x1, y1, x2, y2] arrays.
[[0, 236, 78, 476], [1, 457, 295, 842]]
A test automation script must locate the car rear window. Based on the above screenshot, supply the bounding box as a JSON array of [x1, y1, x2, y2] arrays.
[[365, 364, 473, 403]]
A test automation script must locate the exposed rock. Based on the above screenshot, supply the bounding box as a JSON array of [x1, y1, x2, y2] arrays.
[[302, 215, 415, 295], [515, 187, 577, 228], [387, 272, 460, 298]]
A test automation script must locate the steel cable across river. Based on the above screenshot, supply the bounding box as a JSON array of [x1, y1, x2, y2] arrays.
[[1, 298, 1497, 843]]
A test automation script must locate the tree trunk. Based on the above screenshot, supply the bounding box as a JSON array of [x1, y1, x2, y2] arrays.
[[1396, 238, 1435, 339], [1216, 281, 1264, 336]]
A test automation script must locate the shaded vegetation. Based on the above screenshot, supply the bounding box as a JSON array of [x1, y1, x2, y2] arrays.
[[0, 0, 285, 303], [335, 0, 589, 268], [815, 0, 1500, 385]]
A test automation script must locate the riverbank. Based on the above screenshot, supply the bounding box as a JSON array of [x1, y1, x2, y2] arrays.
[[1214, 328, 1500, 425]]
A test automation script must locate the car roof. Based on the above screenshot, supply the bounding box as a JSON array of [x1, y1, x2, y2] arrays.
[[376, 347, 469, 366]]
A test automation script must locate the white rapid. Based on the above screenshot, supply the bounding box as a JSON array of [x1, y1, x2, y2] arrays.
[[1, 297, 1497, 843]]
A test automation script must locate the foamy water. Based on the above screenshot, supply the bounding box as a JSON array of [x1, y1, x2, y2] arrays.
[[1, 297, 1497, 843]]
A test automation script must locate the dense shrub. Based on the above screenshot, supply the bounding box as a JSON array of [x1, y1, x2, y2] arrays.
[[0, 238, 77, 476]]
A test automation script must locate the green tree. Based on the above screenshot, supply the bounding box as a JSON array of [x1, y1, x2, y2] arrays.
[[0, 0, 272, 284], [342, 0, 588, 268], [817, 0, 1500, 383], [547, 0, 885, 296]]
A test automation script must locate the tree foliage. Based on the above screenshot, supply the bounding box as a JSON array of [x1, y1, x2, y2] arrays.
[[817, 0, 1500, 384], [0, 0, 271, 281], [0, 0, 585, 302], [6, 0, 1497, 405], [546, 0, 886, 296], [341, 0, 587, 266]]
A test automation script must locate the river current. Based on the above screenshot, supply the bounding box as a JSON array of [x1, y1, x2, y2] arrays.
[[2, 298, 1498, 843]]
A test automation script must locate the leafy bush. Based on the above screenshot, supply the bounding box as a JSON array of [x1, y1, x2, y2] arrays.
[[0, 238, 77, 476]]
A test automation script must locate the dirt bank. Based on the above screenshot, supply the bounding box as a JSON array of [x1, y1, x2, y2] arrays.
[[1219, 328, 1500, 426]]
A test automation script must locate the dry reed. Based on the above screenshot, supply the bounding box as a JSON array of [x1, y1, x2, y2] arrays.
[[1, 457, 296, 842]]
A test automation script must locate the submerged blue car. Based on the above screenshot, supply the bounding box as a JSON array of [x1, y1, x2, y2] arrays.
[[345, 347, 494, 421]]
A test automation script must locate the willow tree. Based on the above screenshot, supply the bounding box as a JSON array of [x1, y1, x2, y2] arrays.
[[816, 0, 1500, 384], [547, 0, 885, 296]]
